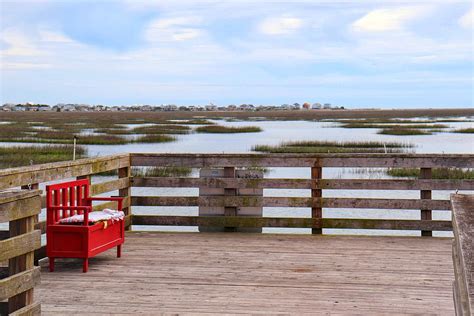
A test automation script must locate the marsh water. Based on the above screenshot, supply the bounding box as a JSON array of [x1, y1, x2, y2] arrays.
[[2, 118, 474, 236]]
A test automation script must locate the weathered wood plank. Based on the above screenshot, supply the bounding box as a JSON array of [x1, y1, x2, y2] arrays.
[[132, 215, 452, 231], [0, 154, 129, 190], [130, 153, 474, 168], [90, 177, 129, 196], [0, 267, 40, 301], [132, 196, 451, 210], [8, 206, 37, 313], [420, 168, 432, 236], [311, 165, 322, 234], [118, 167, 132, 227], [0, 230, 41, 262], [450, 194, 474, 315], [0, 193, 41, 223], [0, 191, 41, 205], [9, 301, 41, 316], [132, 176, 474, 190]]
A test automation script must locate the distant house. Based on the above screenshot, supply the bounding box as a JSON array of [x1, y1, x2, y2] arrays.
[[37, 105, 51, 111], [323, 103, 331, 109], [205, 105, 217, 111], [302, 102, 311, 110], [312, 103, 322, 110], [163, 104, 178, 111]]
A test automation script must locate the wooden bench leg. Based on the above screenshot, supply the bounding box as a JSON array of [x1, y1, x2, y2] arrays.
[[83, 258, 88, 273], [49, 257, 54, 272], [117, 245, 122, 258]]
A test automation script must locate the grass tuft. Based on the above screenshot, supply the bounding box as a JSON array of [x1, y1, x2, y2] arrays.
[[452, 128, 474, 134], [377, 128, 433, 136], [387, 168, 474, 179], [195, 125, 262, 133], [131, 166, 192, 177]]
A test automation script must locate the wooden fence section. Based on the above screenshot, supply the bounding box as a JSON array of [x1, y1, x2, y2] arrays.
[[0, 190, 41, 315], [130, 153, 474, 233], [0, 154, 132, 263], [451, 194, 474, 315], [0, 152, 473, 254]]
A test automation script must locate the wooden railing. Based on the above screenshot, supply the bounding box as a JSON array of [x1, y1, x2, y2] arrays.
[[0, 152, 473, 264], [451, 194, 473, 315], [130, 153, 474, 233], [0, 190, 41, 315]]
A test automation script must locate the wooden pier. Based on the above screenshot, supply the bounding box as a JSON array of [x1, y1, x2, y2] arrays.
[[37, 232, 455, 315], [0, 153, 473, 314]]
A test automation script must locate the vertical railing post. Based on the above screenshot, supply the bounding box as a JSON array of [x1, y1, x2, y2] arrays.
[[21, 183, 41, 265], [420, 167, 432, 236], [5, 190, 41, 314], [311, 162, 323, 234], [118, 166, 131, 230], [224, 167, 237, 232]]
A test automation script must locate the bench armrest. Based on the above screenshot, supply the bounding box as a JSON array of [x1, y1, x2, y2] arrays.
[[86, 197, 124, 211]]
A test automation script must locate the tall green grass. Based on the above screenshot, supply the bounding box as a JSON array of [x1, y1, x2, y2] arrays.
[[0, 145, 87, 169]]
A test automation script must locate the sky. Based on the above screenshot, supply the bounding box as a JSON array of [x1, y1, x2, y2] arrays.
[[0, 0, 473, 108]]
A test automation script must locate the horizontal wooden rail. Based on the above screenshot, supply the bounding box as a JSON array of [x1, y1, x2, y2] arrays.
[[131, 196, 451, 210], [0, 267, 41, 301], [0, 230, 41, 262], [132, 215, 452, 231], [131, 153, 474, 168], [131, 177, 474, 191], [0, 153, 129, 190]]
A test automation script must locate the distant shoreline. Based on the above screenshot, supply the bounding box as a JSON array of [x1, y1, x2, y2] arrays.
[[1, 108, 473, 120]]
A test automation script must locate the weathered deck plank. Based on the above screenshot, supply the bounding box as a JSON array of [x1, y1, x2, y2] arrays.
[[37, 232, 454, 315]]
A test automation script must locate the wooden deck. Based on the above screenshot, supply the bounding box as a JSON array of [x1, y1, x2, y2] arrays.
[[37, 232, 455, 315]]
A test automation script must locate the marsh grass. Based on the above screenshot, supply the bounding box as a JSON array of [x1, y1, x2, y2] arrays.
[[377, 128, 433, 136], [252, 140, 412, 153], [132, 124, 191, 135], [195, 125, 262, 133], [167, 119, 215, 125], [132, 134, 176, 143], [387, 168, 474, 179], [452, 128, 474, 133], [341, 123, 448, 129], [131, 166, 192, 177], [0, 145, 87, 168]]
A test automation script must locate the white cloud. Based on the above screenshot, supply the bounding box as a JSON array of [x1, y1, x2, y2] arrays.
[[459, 8, 473, 29], [145, 16, 204, 42], [1, 29, 42, 57], [352, 7, 427, 32], [258, 16, 303, 35], [39, 30, 74, 43], [2, 62, 52, 70]]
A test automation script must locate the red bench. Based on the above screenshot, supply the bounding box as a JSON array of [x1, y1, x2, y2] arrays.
[[46, 179, 125, 273]]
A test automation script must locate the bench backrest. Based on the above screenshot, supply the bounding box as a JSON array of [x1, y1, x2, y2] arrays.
[[46, 179, 90, 224]]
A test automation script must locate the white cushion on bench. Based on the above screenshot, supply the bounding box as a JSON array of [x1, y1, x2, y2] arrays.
[[59, 209, 124, 224]]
